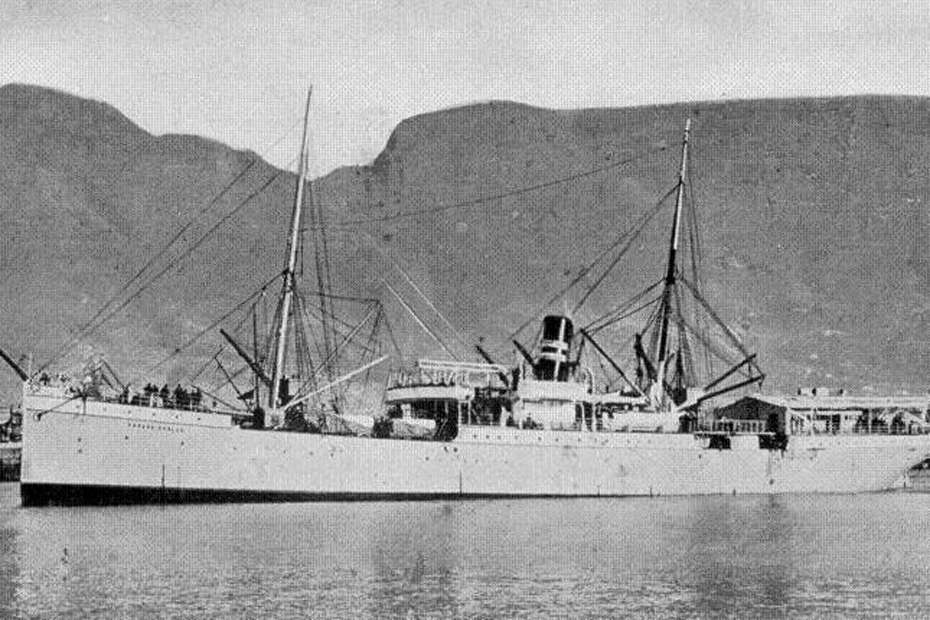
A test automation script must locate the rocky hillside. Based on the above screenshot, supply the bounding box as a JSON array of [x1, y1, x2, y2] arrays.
[[2, 83, 930, 401]]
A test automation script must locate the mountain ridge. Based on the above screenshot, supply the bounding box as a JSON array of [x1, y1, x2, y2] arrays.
[[2, 83, 930, 402]]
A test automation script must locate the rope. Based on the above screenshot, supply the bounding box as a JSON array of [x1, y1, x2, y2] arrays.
[[145, 272, 282, 374], [40, 119, 302, 372], [678, 276, 755, 363], [505, 185, 675, 345], [322, 147, 665, 229], [585, 291, 664, 335], [584, 279, 663, 331], [572, 184, 678, 313], [40, 164, 292, 373], [189, 346, 224, 385]]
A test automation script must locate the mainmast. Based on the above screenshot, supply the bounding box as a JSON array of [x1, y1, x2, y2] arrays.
[[653, 118, 691, 403], [269, 87, 313, 423]]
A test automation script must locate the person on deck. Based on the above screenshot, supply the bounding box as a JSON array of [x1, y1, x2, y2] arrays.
[[190, 388, 202, 410], [143, 384, 155, 406], [174, 385, 189, 409]]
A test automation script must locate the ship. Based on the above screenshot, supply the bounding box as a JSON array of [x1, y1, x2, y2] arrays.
[[9, 93, 930, 506]]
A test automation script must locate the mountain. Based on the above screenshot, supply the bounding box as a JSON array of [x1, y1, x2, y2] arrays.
[[0, 84, 293, 400], [2, 83, 930, 403]]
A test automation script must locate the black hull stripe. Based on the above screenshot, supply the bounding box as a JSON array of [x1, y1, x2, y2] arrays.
[[19, 483, 629, 506]]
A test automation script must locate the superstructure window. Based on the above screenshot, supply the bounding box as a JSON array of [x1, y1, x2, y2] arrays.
[[411, 400, 456, 420]]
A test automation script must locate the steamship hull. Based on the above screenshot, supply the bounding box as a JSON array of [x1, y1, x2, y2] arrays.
[[19, 393, 930, 506]]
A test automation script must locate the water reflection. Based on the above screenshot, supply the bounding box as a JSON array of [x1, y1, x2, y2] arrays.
[[0, 519, 16, 618], [1, 485, 929, 618], [684, 494, 796, 616], [366, 503, 462, 617]]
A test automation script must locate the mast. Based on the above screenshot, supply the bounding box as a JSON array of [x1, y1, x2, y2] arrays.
[[252, 307, 261, 407], [654, 118, 691, 397], [269, 87, 313, 420], [0, 346, 28, 382]]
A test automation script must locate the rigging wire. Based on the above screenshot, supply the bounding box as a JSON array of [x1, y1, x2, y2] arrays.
[[209, 359, 251, 396], [294, 290, 381, 351], [39, 161, 295, 374], [538, 182, 675, 335], [292, 301, 380, 403], [678, 276, 754, 362], [189, 346, 224, 385], [504, 185, 676, 347], [40, 119, 303, 372], [585, 290, 664, 335], [381, 313, 404, 362], [354, 229, 470, 354], [671, 283, 695, 384], [573, 184, 678, 313], [670, 304, 743, 371], [41, 158, 259, 369], [189, 298, 259, 388], [291, 292, 309, 383], [583, 278, 663, 331], [321, 147, 666, 229], [315, 302, 380, 372], [294, 289, 323, 383], [262, 294, 284, 383], [357, 309, 385, 411], [294, 287, 329, 369], [145, 272, 282, 375], [383, 280, 458, 359], [683, 146, 714, 378], [312, 183, 339, 381], [303, 178, 335, 386]]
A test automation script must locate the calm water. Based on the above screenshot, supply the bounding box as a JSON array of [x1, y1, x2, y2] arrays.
[[1, 483, 929, 618]]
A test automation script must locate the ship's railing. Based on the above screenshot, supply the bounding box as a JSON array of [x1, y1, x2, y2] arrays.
[[700, 419, 768, 434], [829, 424, 927, 435], [787, 409, 930, 435], [30, 382, 215, 412], [96, 394, 219, 414], [701, 418, 930, 436]]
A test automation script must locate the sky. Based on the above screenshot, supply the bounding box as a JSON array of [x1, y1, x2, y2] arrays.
[[2, 0, 929, 175]]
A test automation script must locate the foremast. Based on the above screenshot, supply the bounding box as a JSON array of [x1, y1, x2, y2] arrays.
[[269, 87, 313, 425]]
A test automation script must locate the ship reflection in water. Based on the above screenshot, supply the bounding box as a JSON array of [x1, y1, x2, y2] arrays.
[[1, 483, 929, 618]]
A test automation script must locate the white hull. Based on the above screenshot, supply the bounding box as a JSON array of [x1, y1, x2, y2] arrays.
[[20, 394, 930, 504]]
